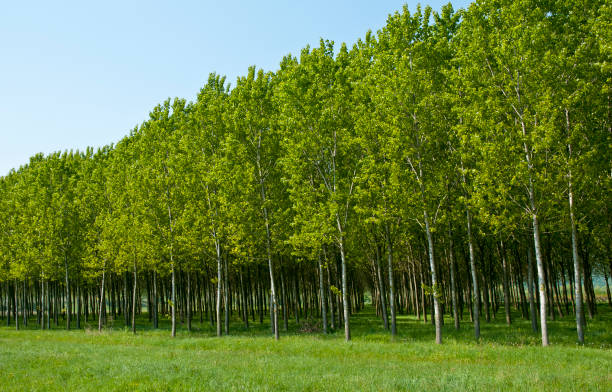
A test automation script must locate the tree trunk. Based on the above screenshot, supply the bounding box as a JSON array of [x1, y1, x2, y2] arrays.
[[123, 271, 129, 327], [448, 224, 459, 330], [327, 264, 335, 330], [424, 209, 442, 344], [527, 246, 538, 332], [76, 282, 81, 329], [241, 267, 250, 329], [260, 180, 279, 340], [187, 270, 191, 332], [500, 241, 511, 325], [215, 239, 222, 337], [531, 207, 549, 346], [64, 257, 71, 330], [466, 207, 479, 340], [385, 224, 396, 337], [132, 260, 137, 334], [337, 218, 351, 342], [14, 280, 19, 330], [153, 270, 158, 329], [98, 270, 105, 331], [374, 243, 388, 330], [280, 267, 287, 331], [317, 254, 328, 334], [223, 253, 229, 335], [171, 264, 176, 337]]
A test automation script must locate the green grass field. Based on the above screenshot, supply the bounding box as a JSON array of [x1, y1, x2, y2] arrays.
[[1, 305, 611, 391]]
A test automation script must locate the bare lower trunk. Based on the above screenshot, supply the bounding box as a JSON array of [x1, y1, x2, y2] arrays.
[[132, 261, 137, 334], [568, 175, 584, 344], [223, 254, 229, 335], [327, 265, 335, 330], [40, 278, 45, 330], [374, 244, 388, 330], [15, 280, 19, 331], [123, 271, 129, 327], [448, 230, 459, 330], [500, 240, 511, 325], [153, 270, 158, 329], [76, 282, 81, 329], [317, 255, 328, 334], [216, 239, 222, 337], [336, 217, 350, 342], [65, 258, 71, 330], [466, 207, 479, 340], [260, 181, 278, 340], [187, 271, 192, 332], [280, 267, 286, 331], [166, 174, 176, 338], [171, 263, 176, 338], [527, 246, 538, 332], [385, 224, 396, 337], [523, 126, 548, 346], [424, 210, 441, 344], [531, 202, 549, 346]]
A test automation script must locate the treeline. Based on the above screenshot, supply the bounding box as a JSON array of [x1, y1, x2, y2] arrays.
[[0, 0, 610, 346]]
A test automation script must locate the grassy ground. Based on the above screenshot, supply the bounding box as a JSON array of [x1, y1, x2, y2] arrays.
[[1, 305, 611, 391]]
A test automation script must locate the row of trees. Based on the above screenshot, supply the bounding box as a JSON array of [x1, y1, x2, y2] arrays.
[[1, 0, 610, 346]]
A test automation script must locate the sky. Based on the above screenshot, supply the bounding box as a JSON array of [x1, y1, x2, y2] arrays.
[[0, 0, 470, 176]]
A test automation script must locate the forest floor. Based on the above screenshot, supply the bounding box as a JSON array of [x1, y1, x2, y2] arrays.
[[1, 304, 611, 391]]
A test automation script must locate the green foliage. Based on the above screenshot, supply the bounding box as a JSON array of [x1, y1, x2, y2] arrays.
[[0, 0, 609, 347]]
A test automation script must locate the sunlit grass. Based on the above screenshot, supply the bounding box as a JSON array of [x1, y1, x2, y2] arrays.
[[1, 304, 610, 391]]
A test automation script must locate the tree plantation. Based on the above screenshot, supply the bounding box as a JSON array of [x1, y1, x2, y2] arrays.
[[1, 0, 611, 356]]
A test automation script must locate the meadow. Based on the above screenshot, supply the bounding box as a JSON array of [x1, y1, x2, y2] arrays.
[[1, 305, 611, 391]]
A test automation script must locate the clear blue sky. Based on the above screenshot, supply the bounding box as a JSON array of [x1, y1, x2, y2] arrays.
[[0, 0, 469, 176]]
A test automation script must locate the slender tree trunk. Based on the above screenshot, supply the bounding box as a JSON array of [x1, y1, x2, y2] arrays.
[[568, 172, 585, 344], [165, 169, 176, 338], [337, 217, 350, 342], [153, 270, 158, 329], [327, 264, 335, 330], [500, 241, 511, 325], [385, 224, 396, 337], [15, 280, 19, 330], [123, 271, 129, 327], [40, 278, 45, 330], [466, 207, 479, 340], [530, 206, 549, 346], [171, 264, 176, 337], [527, 246, 538, 332], [23, 279, 27, 327], [280, 267, 287, 331], [6, 281, 10, 327], [317, 254, 328, 334], [76, 282, 81, 329], [215, 239, 222, 337], [187, 270, 191, 332], [258, 174, 279, 340], [131, 261, 137, 334], [64, 257, 70, 330], [223, 253, 229, 335], [241, 267, 250, 329], [522, 121, 549, 346], [423, 210, 442, 344], [374, 243, 388, 330], [448, 224, 459, 330]]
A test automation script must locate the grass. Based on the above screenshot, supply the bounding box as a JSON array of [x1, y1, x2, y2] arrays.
[[1, 304, 611, 391]]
